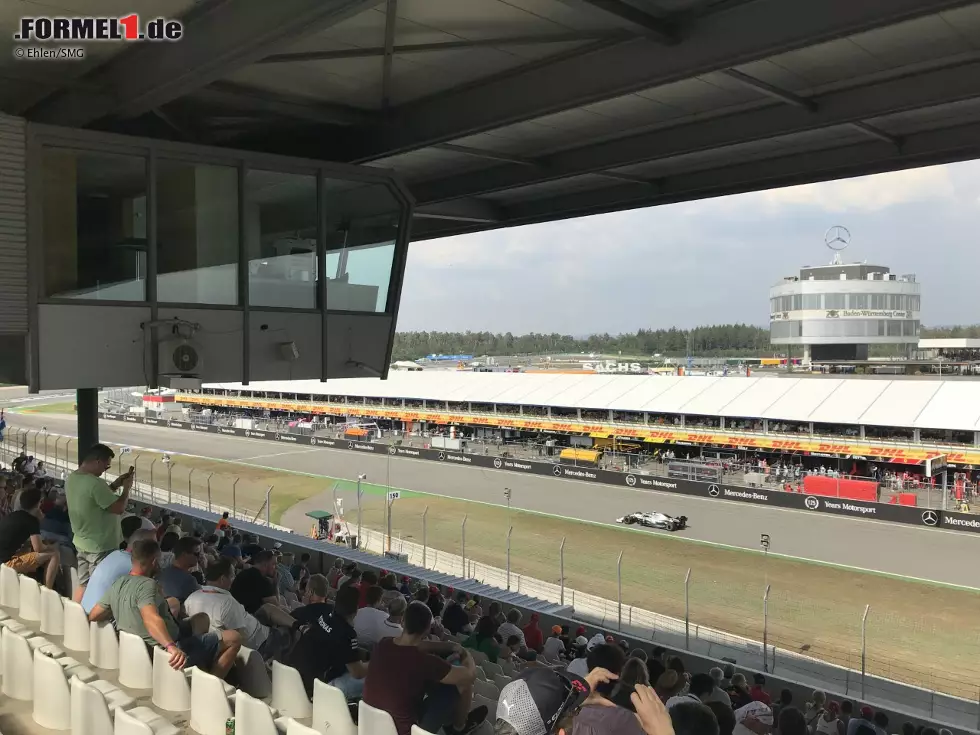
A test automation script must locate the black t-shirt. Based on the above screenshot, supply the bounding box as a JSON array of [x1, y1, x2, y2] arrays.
[[241, 543, 263, 559], [0, 510, 39, 563], [230, 566, 276, 614], [441, 601, 469, 635], [292, 602, 334, 626], [287, 611, 360, 697]]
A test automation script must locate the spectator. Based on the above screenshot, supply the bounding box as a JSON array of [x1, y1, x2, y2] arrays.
[[81, 521, 153, 613], [287, 584, 367, 699], [185, 558, 292, 662], [274, 550, 297, 600], [290, 552, 311, 590], [463, 615, 502, 663], [157, 536, 203, 607], [230, 549, 294, 627], [241, 534, 263, 560], [66, 443, 134, 602], [89, 539, 240, 678], [872, 713, 889, 735], [611, 656, 650, 711], [806, 692, 829, 734], [356, 570, 378, 608], [379, 573, 402, 608], [652, 646, 668, 667], [381, 595, 407, 637], [399, 576, 411, 595], [215, 511, 231, 533], [0, 486, 61, 589], [341, 569, 362, 590], [815, 703, 841, 735], [363, 600, 487, 735], [330, 560, 349, 588], [488, 601, 504, 628], [566, 636, 592, 677], [670, 702, 720, 735], [355, 586, 397, 647], [494, 667, 599, 735], [750, 674, 772, 705], [571, 643, 644, 735], [221, 533, 244, 564], [40, 492, 73, 543], [778, 708, 808, 735], [442, 591, 471, 636], [292, 574, 333, 625], [158, 531, 180, 569], [337, 562, 357, 588], [543, 625, 566, 662], [720, 663, 736, 689], [704, 668, 732, 707], [631, 649, 649, 663], [900, 724, 915, 735], [522, 612, 544, 653], [728, 674, 753, 709], [426, 585, 444, 619], [839, 702, 854, 735], [707, 701, 737, 735], [668, 672, 713, 710], [497, 608, 527, 650]]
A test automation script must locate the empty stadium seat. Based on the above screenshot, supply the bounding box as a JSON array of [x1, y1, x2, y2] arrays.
[[89, 620, 119, 669], [113, 706, 180, 735], [118, 630, 153, 689], [492, 674, 511, 692], [236, 645, 272, 698], [358, 700, 398, 735], [33, 648, 72, 730], [2, 628, 34, 700], [473, 678, 498, 701], [411, 726, 441, 735], [234, 689, 283, 735], [63, 599, 90, 652], [474, 666, 487, 682], [41, 584, 65, 635], [71, 676, 115, 735], [482, 660, 503, 677], [473, 694, 496, 713], [311, 680, 356, 735], [18, 574, 41, 621], [272, 660, 313, 719], [151, 644, 191, 712], [89, 678, 137, 712], [28, 634, 64, 658], [0, 616, 28, 635], [287, 721, 322, 735], [190, 666, 235, 735], [0, 564, 19, 608]]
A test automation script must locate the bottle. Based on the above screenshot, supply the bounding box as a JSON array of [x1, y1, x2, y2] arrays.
[[225, 718, 235, 735]]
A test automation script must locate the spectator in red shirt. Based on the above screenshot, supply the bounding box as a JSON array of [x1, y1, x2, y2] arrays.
[[522, 612, 544, 653], [358, 570, 378, 608], [750, 673, 772, 705]]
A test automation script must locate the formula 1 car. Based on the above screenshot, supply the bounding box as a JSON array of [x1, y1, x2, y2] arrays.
[[616, 511, 688, 531]]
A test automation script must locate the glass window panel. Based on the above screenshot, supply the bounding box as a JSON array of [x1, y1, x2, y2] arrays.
[[803, 294, 822, 309], [870, 293, 886, 309], [849, 293, 868, 309], [41, 148, 148, 300], [887, 320, 902, 336], [792, 294, 802, 310], [244, 170, 317, 309], [323, 178, 401, 313], [824, 293, 845, 309], [156, 160, 239, 305]]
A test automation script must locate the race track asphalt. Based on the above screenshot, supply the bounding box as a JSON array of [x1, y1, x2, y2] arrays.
[[13, 412, 979, 589]]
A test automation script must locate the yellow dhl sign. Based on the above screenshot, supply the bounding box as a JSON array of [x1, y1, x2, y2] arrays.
[[176, 393, 979, 465]]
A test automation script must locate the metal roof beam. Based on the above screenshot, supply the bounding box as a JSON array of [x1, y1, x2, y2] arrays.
[[343, 0, 974, 162], [564, 0, 678, 43], [381, 0, 398, 109], [434, 143, 539, 167], [257, 32, 635, 64], [414, 200, 501, 224], [849, 121, 903, 147], [719, 69, 817, 112], [25, 0, 380, 127], [192, 82, 376, 126], [410, 59, 980, 204], [496, 120, 980, 227]]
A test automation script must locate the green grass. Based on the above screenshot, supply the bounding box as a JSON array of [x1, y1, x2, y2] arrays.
[[73, 437, 980, 700], [15, 401, 76, 414]]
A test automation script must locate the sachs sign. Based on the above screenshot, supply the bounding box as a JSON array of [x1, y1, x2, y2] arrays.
[[97, 412, 977, 534]]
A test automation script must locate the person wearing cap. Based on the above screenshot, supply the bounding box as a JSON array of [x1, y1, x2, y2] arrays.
[[494, 666, 610, 735], [543, 625, 566, 662], [815, 702, 841, 735], [363, 600, 487, 735], [522, 613, 544, 653], [750, 674, 772, 706], [565, 635, 594, 677], [568, 644, 646, 735]]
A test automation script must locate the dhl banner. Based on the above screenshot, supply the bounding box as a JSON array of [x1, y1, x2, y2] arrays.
[[176, 393, 979, 465]]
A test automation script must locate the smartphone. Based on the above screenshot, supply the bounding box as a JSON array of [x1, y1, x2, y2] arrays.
[[128, 465, 135, 475]]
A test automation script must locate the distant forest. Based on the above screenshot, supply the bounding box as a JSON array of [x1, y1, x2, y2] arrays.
[[392, 324, 973, 361]]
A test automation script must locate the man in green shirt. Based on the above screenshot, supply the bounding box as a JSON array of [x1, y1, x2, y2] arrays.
[[88, 538, 241, 679], [67, 443, 134, 602]]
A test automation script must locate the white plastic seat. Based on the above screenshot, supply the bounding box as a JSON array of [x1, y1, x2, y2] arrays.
[[64, 599, 91, 652], [191, 666, 235, 735], [118, 630, 154, 689], [18, 574, 41, 621], [474, 666, 487, 681], [482, 660, 503, 677], [89, 678, 137, 711], [469, 649, 489, 666], [474, 678, 498, 701], [235, 689, 281, 735], [90, 620, 119, 669], [114, 706, 180, 735], [41, 584, 66, 635], [71, 676, 115, 735], [287, 721, 323, 735], [492, 674, 511, 692], [272, 660, 313, 719], [0, 616, 28, 634], [236, 644, 272, 698], [412, 726, 441, 735], [29, 635, 65, 657], [0, 607, 8, 619], [152, 644, 191, 712], [311, 680, 356, 735], [358, 700, 398, 735], [33, 648, 72, 730], [473, 694, 496, 713], [2, 627, 34, 699], [0, 564, 19, 608]]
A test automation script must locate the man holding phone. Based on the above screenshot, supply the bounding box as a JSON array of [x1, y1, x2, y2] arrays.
[[67, 443, 135, 602]]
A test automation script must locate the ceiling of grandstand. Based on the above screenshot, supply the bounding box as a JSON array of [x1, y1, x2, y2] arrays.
[[4, 0, 980, 239], [209, 373, 980, 432]]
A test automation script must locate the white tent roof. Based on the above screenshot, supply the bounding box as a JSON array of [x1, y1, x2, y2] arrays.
[[206, 373, 980, 432]]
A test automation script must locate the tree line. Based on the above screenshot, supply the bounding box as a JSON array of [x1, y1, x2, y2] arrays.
[[392, 324, 973, 360]]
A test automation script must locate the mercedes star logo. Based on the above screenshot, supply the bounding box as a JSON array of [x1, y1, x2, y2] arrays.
[[708, 484, 720, 497], [921, 510, 938, 526], [804, 496, 820, 510], [493, 458, 502, 469], [553, 465, 562, 477], [625, 474, 636, 487], [275, 433, 282, 441], [311, 437, 317, 446], [347, 441, 354, 449], [824, 225, 851, 251], [438, 452, 445, 461], [389, 446, 396, 455]]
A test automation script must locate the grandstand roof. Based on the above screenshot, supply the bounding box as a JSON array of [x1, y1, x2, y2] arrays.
[[206, 373, 980, 432]]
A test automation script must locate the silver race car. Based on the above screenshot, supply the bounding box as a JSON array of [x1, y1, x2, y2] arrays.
[[616, 511, 688, 531]]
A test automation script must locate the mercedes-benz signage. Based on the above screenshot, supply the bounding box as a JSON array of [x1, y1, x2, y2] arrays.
[[98, 412, 974, 533]]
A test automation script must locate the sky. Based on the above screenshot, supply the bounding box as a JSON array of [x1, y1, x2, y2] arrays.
[[395, 159, 980, 335]]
